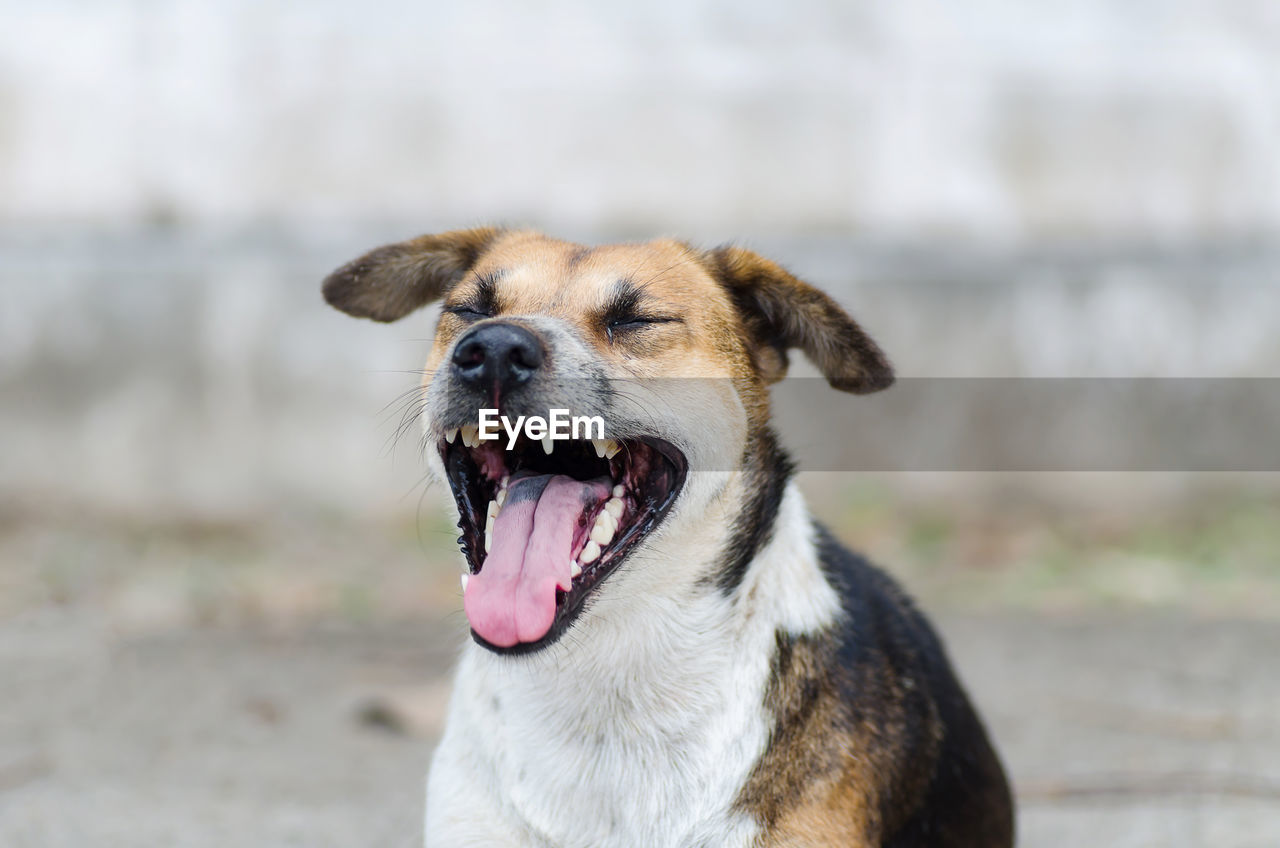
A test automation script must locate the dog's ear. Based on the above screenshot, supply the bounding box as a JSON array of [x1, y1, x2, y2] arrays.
[[708, 246, 894, 394], [322, 227, 502, 322]]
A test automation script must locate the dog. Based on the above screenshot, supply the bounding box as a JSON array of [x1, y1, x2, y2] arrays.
[[323, 228, 1014, 847]]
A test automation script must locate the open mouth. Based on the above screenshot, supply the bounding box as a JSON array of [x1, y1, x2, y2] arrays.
[[440, 426, 687, 653]]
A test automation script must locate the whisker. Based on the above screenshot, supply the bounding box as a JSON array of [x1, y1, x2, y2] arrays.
[[634, 254, 696, 291]]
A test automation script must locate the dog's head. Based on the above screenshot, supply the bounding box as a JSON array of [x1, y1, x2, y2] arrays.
[[323, 229, 892, 653]]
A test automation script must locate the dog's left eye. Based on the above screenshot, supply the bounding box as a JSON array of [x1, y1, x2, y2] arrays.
[[605, 316, 678, 342]]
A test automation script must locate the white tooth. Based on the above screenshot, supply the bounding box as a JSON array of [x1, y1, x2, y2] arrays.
[[603, 439, 620, 459], [445, 428, 458, 444], [593, 510, 615, 535], [592, 438, 608, 458], [460, 573, 469, 591], [495, 488, 507, 508], [570, 560, 582, 578], [461, 424, 478, 448], [485, 510, 495, 552], [501, 475, 510, 488], [604, 498, 623, 519], [612, 484, 625, 499], [580, 540, 600, 563], [542, 435, 554, 455], [589, 521, 613, 547], [487, 500, 500, 522]]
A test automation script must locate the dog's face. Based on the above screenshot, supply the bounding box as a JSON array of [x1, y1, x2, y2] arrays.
[[324, 229, 892, 654]]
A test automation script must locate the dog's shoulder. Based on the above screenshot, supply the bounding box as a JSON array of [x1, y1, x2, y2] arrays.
[[738, 523, 1014, 848]]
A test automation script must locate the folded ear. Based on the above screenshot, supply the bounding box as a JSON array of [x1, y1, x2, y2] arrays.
[[707, 246, 894, 394], [322, 227, 502, 322]]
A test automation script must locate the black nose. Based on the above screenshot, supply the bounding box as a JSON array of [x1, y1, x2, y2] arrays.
[[451, 322, 544, 395]]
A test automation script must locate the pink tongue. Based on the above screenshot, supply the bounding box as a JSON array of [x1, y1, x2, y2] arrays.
[[463, 474, 610, 647]]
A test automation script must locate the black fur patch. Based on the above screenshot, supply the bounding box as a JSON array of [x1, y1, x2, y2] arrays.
[[600, 279, 646, 327], [470, 270, 503, 315], [716, 426, 794, 593]]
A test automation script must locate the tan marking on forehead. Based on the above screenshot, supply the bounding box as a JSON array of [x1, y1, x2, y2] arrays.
[[425, 233, 772, 426], [467, 235, 729, 317]]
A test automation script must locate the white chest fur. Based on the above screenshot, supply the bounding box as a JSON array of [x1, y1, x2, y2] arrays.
[[424, 483, 840, 848]]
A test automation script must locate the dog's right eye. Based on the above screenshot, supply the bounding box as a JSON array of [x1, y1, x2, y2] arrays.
[[445, 305, 491, 322]]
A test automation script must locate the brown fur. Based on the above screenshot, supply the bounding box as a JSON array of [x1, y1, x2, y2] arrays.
[[322, 226, 501, 322], [705, 245, 895, 393]]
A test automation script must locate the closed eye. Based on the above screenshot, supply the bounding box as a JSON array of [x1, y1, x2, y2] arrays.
[[601, 279, 682, 342], [606, 315, 681, 341], [445, 271, 502, 322], [445, 305, 491, 322]]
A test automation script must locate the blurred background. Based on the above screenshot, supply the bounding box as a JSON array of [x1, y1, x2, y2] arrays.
[[2, 1, 1278, 846]]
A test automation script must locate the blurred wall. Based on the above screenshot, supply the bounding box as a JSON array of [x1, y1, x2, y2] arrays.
[[3, 0, 1279, 238], [1, 1, 1277, 518]]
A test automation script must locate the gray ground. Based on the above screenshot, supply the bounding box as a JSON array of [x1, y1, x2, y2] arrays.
[[3, 610, 1278, 848]]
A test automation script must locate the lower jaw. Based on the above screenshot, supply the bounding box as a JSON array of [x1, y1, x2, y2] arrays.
[[469, 608, 578, 655]]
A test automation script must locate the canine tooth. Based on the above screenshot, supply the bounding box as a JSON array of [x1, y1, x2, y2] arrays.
[[570, 560, 582, 578], [487, 500, 500, 522], [612, 484, 625, 499], [604, 498, 623, 519], [542, 435, 555, 455], [445, 428, 458, 444], [580, 540, 600, 563], [495, 488, 507, 508], [592, 438, 609, 459], [460, 424, 479, 448], [460, 573, 469, 591], [603, 440, 621, 459]]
